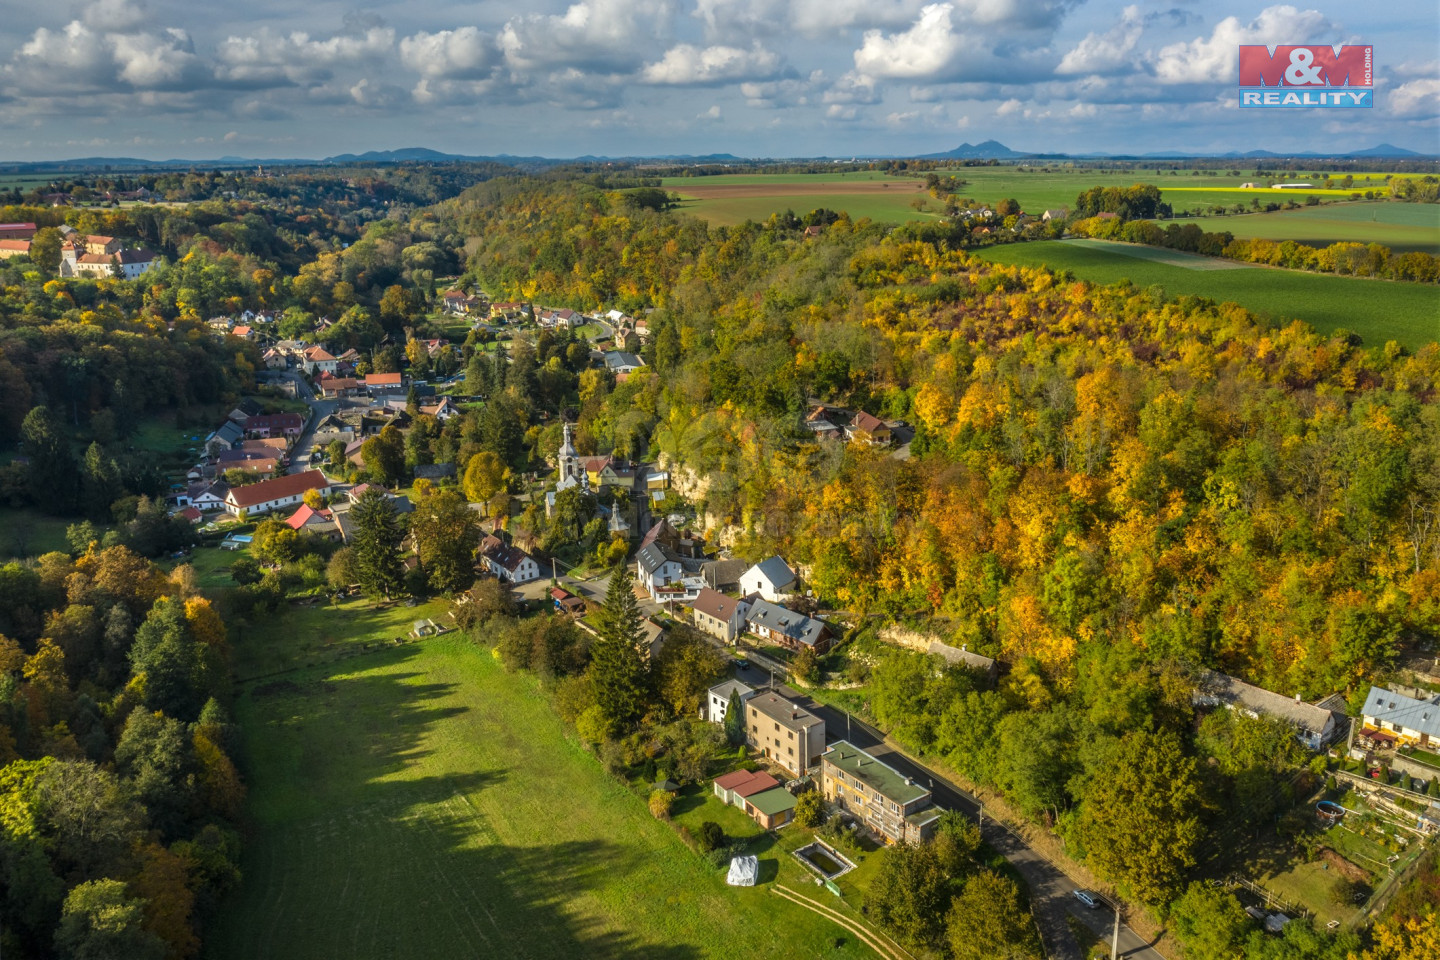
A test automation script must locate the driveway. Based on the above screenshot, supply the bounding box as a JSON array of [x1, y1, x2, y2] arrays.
[[280, 371, 336, 474], [727, 661, 1165, 960]]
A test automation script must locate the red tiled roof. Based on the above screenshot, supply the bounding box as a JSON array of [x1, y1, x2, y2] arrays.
[[851, 411, 886, 433], [285, 503, 333, 530], [0, 240, 30, 252], [714, 769, 781, 798], [226, 469, 329, 509], [365, 372, 402, 386]]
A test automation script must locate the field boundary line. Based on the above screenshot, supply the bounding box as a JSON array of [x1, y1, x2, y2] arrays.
[[771, 884, 909, 960]]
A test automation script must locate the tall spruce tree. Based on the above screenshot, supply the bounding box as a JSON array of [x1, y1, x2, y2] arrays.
[[21, 405, 78, 514], [350, 488, 405, 601], [588, 564, 649, 729], [724, 687, 746, 745]]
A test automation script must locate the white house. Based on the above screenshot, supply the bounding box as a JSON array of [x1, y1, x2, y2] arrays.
[[635, 543, 683, 599], [1193, 671, 1343, 752], [302, 346, 338, 375], [603, 351, 645, 374], [691, 587, 752, 644], [739, 556, 796, 602], [705, 679, 757, 724], [223, 469, 330, 517], [1360, 685, 1440, 750], [478, 535, 540, 584]]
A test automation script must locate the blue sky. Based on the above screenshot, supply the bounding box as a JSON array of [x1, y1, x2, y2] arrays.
[[0, 0, 1436, 160]]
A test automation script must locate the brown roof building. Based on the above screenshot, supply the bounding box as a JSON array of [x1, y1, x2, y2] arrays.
[[223, 469, 330, 516]]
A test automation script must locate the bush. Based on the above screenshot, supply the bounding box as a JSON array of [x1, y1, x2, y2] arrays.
[[648, 790, 674, 820], [696, 821, 725, 853], [794, 789, 826, 828]]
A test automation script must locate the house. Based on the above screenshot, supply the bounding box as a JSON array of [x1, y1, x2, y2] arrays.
[[635, 543, 683, 599], [705, 679, 757, 724], [84, 235, 121, 256], [804, 406, 842, 440], [0, 240, 31, 260], [478, 535, 541, 584], [418, 397, 458, 421], [712, 769, 796, 829], [205, 420, 244, 456], [1193, 671, 1343, 752], [223, 469, 330, 517], [745, 599, 830, 655], [927, 641, 998, 686], [364, 372, 404, 395], [846, 411, 892, 446], [550, 587, 588, 617], [284, 503, 341, 540], [1041, 208, 1069, 222], [691, 588, 752, 644], [739, 556, 796, 602], [597, 461, 637, 490], [262, 348, 288, 370], [603, 351, 645, 374], [1094, 211, 1119, 221], [319, 377, 362, 398], [746, 691, 825, 778], [1360, 685, 1440, 750], [302, 346, 338, 376], [60, 247, 157, 279], [821, 741, 941, 844], [191, 482, 230, 512], [640, 618, 667, 661], [0, 223, 37, 241], [701, 558, 748, 593], [243, 413, 305, 441], [176, 506, 203, 524], [231, 325, 254, 340]]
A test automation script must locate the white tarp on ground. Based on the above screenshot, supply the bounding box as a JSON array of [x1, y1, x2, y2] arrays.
[[726, 855, 758, 887]]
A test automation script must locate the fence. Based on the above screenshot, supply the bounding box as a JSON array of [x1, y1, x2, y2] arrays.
[[1226, 876, 1312, 919]]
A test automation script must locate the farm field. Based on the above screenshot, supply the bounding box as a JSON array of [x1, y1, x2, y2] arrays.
[[212, 634, 881, 960], [1194, 201, 1440, 254], [661, 169, 1409, 226], [664, 172, 937, 226], [973, 239, 1440, 350]]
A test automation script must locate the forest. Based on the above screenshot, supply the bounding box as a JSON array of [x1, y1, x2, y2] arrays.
[[440, 177, 1438, 953]]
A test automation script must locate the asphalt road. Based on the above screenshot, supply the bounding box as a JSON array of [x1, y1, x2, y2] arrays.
[[730, 662, 1166, 960], [278, 371, 335, 474]]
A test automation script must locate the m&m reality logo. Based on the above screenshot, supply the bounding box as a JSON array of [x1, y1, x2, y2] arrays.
[[1238, 45, 1373, 108]]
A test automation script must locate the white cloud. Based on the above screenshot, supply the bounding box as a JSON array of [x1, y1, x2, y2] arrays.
[[790, 0, 926, 35], [1390, 77, 1440, 119], [825, 104, 858, 120], [1151, 5, 1333, 85], [949, 0, 1082, 29], [854, 4, 963, 80], [499, 0, 673, 74], [399, 27, 498, 80], [1056, 6, 1143, 76], [1068, 102, 1098, 117], [112, 28, 199, 87], [641, 43, 781, 85], [215, 27, 396, 86], [995, 97, 1023, 116], [83, 0, 147, 32], [4, 16, 202, 94], [698, 104, 722, 120]]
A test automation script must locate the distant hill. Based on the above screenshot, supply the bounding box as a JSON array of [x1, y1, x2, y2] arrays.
[[918, 140, 1030, 160]]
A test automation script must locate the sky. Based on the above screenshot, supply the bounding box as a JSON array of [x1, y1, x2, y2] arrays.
[[0, 0, 1436, 161]]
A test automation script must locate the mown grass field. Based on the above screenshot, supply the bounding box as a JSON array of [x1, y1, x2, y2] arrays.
[[662, 168, 1414, 227], [231, 596, 454, 680], [0, 507, 74, 561], [1195, 201, 1440, 254], [973, 239, 1440, 350], [212, 634, 883, 960]]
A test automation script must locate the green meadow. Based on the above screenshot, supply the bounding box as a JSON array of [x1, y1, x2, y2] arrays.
[[211, 630, 882, 960], [1194, 201, 1440, 254], [973, 239, 1439, 350]]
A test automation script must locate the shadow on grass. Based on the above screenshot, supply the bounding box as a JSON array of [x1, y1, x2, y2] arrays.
[[218, 643, 706, 960]]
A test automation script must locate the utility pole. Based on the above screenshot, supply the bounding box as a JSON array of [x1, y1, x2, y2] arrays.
[[1110, 896, 1120, 960]]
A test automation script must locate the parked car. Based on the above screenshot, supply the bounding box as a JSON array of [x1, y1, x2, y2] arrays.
[[1073, 890, 1100, 910]]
